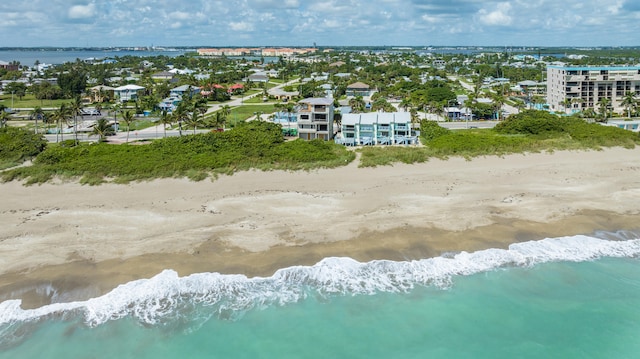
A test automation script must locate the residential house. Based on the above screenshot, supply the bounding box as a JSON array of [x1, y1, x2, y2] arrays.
[[228, 83, 244, 94], [158, 95, 182, 112], [268, 88, 299, 101], [297, 97, 335, 141], [88, 85, 115, 103], [247, 73, 269, 83], [333, 73, 352, 79], [151, 71, 174, 81], [444, 107, 473, 121], [113, 84, 145, 102], [346, 82, 372, 97], [339, 112, 416, 146], [0, 60, 19, 71], [169, 85, 201, 98]]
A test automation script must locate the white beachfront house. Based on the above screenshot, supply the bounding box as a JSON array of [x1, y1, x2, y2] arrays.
[[113, 84, 145, 102], [338, 111, 416, 146], [297, 97, 335, 141]]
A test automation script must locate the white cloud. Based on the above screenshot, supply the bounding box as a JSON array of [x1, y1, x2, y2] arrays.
[[477, 3, 512, 26], [229, 21, 254, 32], [0, 0, 636, 47], [68, 4, 96, 19]]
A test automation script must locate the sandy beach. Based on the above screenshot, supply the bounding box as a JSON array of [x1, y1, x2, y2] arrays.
[[1, 147, 640, 308]]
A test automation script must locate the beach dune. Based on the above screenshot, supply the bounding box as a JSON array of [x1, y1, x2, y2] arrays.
[[1, 147, 639, 308]]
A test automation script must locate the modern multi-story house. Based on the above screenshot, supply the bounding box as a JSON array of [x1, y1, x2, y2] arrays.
[[339, 112, 415, 145], [547, 66, 640, 114], [345, 82, 372, 97], [296, 98, 335, 140], [113, 84, 145, 102]]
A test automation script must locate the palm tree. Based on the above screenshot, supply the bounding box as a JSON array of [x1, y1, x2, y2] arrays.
[[70, 96, 83, 144], [112, 103, 121, 133], [194, 99, 208, 117], [561, 98, 573, 114], [172, 104, 189, 136], [159, 110, 172, 138], [89, 118, 115, 142], [597, 97, 611, 122], [571, 97, 584, 114], [621, 91, 637, 118], [582, 108, 597, 120], [409, 107, 419, 124], [184, 111, 202, 134], [29, 106, 45, 134], [121, 110, 134, 143], [399, 97, 412, 112], [491, 93, 505, 120], [348, 96, 366, 113], [220, 105, 231, 118], [51, 104, 71, 142]]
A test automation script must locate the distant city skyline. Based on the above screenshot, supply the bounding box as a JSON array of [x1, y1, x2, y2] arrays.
[[1, 0, 638, 48]]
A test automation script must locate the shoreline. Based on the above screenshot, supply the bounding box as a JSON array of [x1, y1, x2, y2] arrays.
[[1, 148, 640, 308]]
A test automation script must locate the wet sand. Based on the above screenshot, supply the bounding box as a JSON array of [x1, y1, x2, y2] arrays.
[[1, 147, 640, 308]]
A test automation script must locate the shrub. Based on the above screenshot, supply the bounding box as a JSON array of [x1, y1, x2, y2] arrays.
[[494, 110, 566, 136], [0, 127, 48, 168], [420, 120, 450, 142], [2, 121, 355, 184]]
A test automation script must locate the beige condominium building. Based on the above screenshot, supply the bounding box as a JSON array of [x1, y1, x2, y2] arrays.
[[547, 66, 640, 114]]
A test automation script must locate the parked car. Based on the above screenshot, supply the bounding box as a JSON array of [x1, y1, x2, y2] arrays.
[[81, 108, 101, 116]]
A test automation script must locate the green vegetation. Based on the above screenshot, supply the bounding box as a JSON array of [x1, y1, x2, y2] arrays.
[[0, 94, 72, 109], [227, 104, 276, 127], [2, 121, 355, 185], [0, 127, 48, 169], [358, 111, 640, 167]]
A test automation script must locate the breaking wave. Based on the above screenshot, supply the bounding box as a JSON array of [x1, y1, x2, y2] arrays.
[[1, 233, 639, 346]]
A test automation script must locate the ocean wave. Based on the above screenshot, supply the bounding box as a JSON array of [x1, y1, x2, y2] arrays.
[[1, 235, 639, 332]]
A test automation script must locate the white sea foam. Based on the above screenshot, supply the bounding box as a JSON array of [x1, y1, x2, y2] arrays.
[[1, 235, 639, 330]]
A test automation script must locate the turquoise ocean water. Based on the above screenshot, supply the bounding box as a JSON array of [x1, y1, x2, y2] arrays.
[[1, 233, 639, 358]]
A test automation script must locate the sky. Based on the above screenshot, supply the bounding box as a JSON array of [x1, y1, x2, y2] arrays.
[[1, 0, 638, 48]]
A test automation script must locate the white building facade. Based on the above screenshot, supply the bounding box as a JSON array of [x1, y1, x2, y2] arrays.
[[547, 66, 640, 114], [339, 112, 415, 145], [297, 98, 335, 141]]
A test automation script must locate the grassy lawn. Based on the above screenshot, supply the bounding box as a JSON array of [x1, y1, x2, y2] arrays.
[[227, 104, 276, 127], [127, 118, 159, 131], [243, 89, 263, 97], [0, 94, 73, 109], [242, 95, 269, 104]]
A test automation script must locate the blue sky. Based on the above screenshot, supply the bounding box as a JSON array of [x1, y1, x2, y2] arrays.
[[1, 0, 637, 47]]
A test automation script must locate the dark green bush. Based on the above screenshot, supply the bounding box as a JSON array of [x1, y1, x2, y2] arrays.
[[494, 110, 567, 136], [0, 127, 48, 168], [420, 120, 450, 142]]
